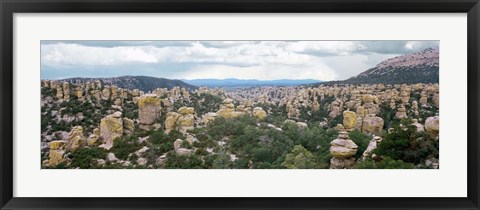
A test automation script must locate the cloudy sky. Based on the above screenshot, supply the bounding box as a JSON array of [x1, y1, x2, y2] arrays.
[[41, 40, 439, 81]]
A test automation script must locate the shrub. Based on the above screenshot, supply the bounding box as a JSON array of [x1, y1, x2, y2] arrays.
[[111, 135, 142, 160], [164, 152, 203, 169], [355, 157, 414, 169], [68, 147, 108, 169]]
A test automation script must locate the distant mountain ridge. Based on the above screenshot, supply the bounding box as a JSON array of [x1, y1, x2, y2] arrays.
[[58, 76, 197, 92], [183, 78, 322, 88], [333, 47, 439, 85]]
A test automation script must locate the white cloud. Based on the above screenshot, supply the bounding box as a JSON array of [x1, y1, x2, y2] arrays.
[[177, 57, 338, 81], [41, 40, 439, 80], [286, 41, 360, 55], [41, 43, 157, 67], [42, 41, 314, 68]]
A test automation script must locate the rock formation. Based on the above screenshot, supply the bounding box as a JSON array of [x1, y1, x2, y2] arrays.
[[123, 118, 135, 134], [165, 112, 181, 133], [99, 111, 124, 150], [174, 139, 193, 156], [202, 112, 218, 125], [361, 136, 382, 161], [342, 110, 357, 131], [138, 94, 162, 130], [361, 114, 384, 136], [87, 128, 100, 146], [217, 98, 243, 118], [425, 116, 439, 138], [65, 126, 85, 152], [395, 105, 408, 119], [252, 107, 267, 120], [165, 107, 196, 133], [177, 107, 196, 132], [47, 140, 66, 167]]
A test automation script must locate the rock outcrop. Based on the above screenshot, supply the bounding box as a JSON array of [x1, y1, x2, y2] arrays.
[[362, 114, 384, 136], [165, 112, 181, 133], [252, 107, 267, 120], [100, 111, 124, 150], [123, 117, 135, 134], [425, 116, 439, 138], [361, 136, 382, 161], [173, 139, 193, 156], [217, 99, 243, 118], [47, 140, 66, 167], [138, 94, 162, 130], [343, 110, 357, 131], [202, 112, 218, 125], [65, 126, 86, 152], [165, 107, 196, 133], [87, 128, 100, 146]]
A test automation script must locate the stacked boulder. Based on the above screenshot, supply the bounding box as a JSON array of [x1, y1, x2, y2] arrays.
[[329, 131, 358, 169], [217, 99, 243, 118], [177, 107, 196, 132], [165, 107, 196, 133]]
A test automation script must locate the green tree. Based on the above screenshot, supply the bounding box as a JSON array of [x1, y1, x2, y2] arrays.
[[348, 131, 371, 159], [376, 119, 438, 164], [281, 145, 316, 169]]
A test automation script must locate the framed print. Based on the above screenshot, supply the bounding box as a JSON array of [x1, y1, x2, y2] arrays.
[[1, 0, 479, 209]]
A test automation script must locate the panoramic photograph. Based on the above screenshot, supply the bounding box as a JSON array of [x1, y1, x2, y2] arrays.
[[40, 40, 439, 169]]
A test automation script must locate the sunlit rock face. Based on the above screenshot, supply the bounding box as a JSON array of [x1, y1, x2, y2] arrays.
[[100, 112, 124, 150], [342, 111, 357, 131], [425, 116, 439, 139], [252, 107, 267, 120], [362, 114, 384, 136], [87, 128, 100, 146], [165, 107, 196, 133], [137, 94, 162, 130], [65, 126, 86, 152], [177, 107, 196, 132], [217, 98, 243, 119], [46, 140, 66, 167], [165, 112, 181, 134]]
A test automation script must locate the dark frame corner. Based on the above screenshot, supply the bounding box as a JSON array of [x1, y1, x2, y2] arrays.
[[1, 0, 479, 209]]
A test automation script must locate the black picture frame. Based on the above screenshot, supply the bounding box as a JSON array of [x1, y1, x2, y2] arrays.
[[1, 0, 479, 209]]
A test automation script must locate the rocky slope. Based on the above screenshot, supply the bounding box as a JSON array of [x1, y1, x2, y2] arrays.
[[340, 47, 439, 84], [59, 76, 197, 92]]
